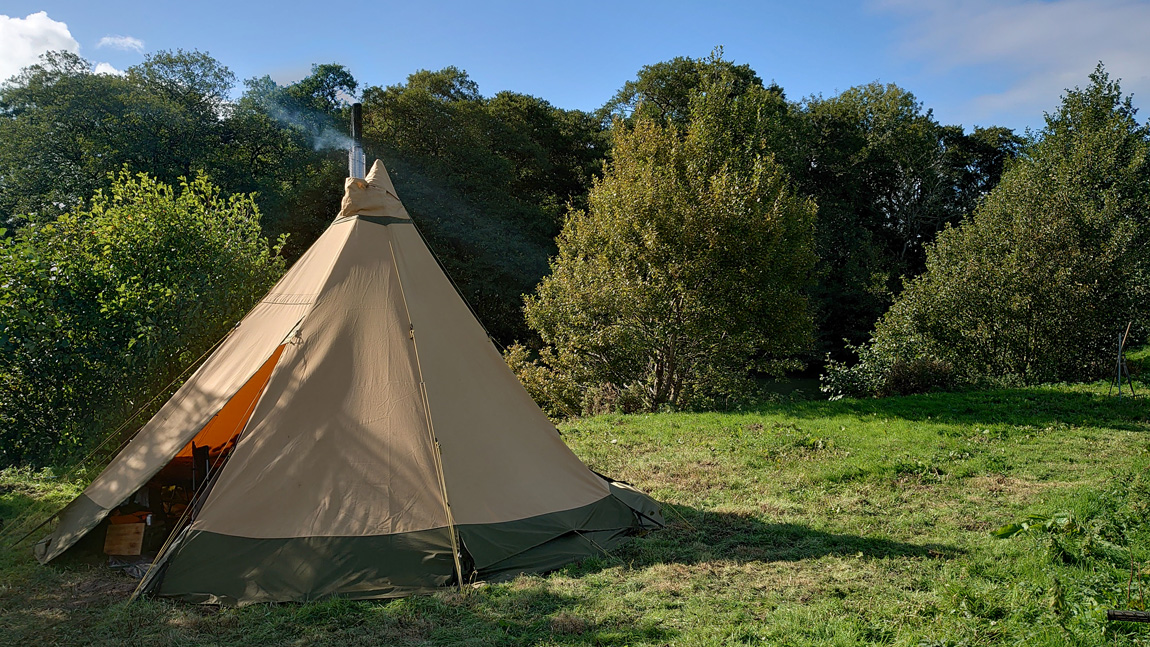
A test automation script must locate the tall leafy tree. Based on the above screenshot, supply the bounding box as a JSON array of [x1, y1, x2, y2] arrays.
[[598, 53, 768, 127], [0, 52, 132, 224], [219, 64, 357, 257], [600, 55, 1022, 360], [0, 50, 240, 227], [825, 65, 1150, 395], [123, 50, 236, 180], [798, 84, 1025, 355], [0, 51, 354, 257], [518, 66, 817, 413]]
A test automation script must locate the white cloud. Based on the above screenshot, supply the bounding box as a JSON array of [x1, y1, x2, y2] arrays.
[[93, 62, 125, 76], [97, 35, 144, 54], [876, 0, 1150, 126], [0, 12, 80, 83]]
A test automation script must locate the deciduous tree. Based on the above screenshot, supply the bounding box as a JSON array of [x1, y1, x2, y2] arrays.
[[519, 66, 817, 412], [823, 65, 1150, 395]]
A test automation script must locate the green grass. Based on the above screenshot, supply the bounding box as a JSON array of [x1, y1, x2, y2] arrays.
[[3, 382, 1150, 645]]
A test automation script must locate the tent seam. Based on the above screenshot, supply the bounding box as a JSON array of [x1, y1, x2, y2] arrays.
[[387, 237, 467, 590]]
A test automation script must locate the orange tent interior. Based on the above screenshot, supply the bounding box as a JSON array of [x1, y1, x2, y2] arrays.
[[151, 345, 286, 486]]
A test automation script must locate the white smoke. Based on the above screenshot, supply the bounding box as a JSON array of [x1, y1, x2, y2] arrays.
[[260, 98, 354, 152], [253, 86, 351, 152]]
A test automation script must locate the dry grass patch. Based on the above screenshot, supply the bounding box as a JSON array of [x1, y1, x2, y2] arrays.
[[548, 611, 587, 634]]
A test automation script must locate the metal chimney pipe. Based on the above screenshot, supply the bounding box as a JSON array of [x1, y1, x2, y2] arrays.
[[348, 102, 365, 179]]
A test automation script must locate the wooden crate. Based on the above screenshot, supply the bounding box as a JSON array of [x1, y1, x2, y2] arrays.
[[104, 523, 145, 556]]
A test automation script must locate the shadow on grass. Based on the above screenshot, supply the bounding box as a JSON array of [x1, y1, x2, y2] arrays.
[[588, 505, 961, 571], [773, 387, 1150, 431], [248, 510, 956, 646], [0, 546, 676, 647], [0, 488, 39, 525], [0, 487, 69, 548]]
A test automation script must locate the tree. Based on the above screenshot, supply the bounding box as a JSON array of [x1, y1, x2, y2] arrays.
[[0, 51, 353, 256], [823, 65, 1150, 396], [798, 83, 1024, 356], [360, 68, 608, 345], [404, 66, 480, 102], [128, 49, 234, 108], [600, 56, 1022, 361], [518, 66, 817, 413], [0, 50, 238, 227], [0, 171, 285, 465], [598, 53, 767, 127], [485, 90, 607, 222], [283, 63, 358, 113], [0, 52, 130, 224], [218, 65, 357, 257]]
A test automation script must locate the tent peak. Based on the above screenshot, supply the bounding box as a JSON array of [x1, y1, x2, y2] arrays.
[[336, 159, 405, 221], [365, 160, 397, 197]]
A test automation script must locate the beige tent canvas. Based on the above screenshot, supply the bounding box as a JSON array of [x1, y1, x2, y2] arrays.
[[34, 161, 662, 604]]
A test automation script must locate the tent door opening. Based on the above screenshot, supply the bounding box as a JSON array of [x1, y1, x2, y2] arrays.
[[100, 345, 286, 560]]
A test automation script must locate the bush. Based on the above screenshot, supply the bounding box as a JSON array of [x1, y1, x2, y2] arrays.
[[884, 357, 955, 396], [0, 171, 285, 465], [503, 344, 580, 419], [820, 343, 955, 399]]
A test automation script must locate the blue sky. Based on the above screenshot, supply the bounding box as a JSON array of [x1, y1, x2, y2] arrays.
[[2, 1, 1149, 133]]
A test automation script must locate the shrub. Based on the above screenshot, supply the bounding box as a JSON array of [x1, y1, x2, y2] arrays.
[[820, 342, 955, 399], [0, 171, 285, 465], [884, 357, 955, 396], [503, 344, 580, 419]]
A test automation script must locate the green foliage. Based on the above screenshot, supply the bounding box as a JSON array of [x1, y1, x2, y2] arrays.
[[1124, 344, 1150, 377], [3, 48, 1030, 362], [829, 65, 1150, 396], [362, 67, 603, 233], [598, 52, 768, 127], [822, 344, 957, 399], [797, 84, 1025, 356], [0, 51, 606, 349], [518, 60, 817, 413], [361, 68, 607, 343], [600, 54, 1024, 360], [991, 512, 1082, 540], [502, 344, 580, 419], [991, 467, 1150, 626], [222, 65, 355, 257], [0, 50, 350, 260], [0, 50, 240, 226], [0, 51, 133, 223], [283, 63, 358, 113], [0, 171, 284, 465]]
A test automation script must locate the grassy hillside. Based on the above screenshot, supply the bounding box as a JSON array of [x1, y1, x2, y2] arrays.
[[2, 383, 1149, 646]]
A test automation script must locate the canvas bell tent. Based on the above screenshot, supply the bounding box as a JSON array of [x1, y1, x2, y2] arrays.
[[33, 160, 662, 604]]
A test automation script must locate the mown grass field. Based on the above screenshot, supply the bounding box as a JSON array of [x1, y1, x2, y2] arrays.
[[2, 382, 1150, 646]]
